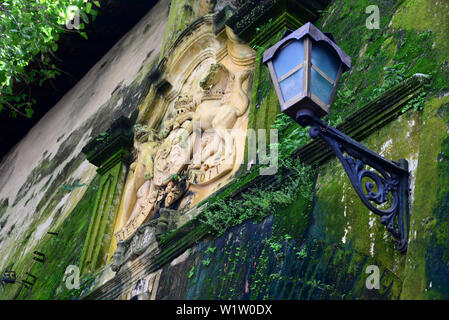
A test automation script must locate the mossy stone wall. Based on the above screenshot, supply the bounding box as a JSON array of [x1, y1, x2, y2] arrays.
[[0, 0, 169, 300], [146, 110, 418, 300], [314, 0, 449, 299], [3, 0, 449, 300], [133, 0, 449, 300], [7, 175, 101, 300]]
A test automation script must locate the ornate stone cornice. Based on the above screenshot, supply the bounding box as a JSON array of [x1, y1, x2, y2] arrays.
[[110, 207, 184, 273], [225, 0, 331, 45], [82, 116, 134, 170]]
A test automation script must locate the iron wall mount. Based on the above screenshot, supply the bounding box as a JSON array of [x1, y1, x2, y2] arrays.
[[297, 109, 409, 253]]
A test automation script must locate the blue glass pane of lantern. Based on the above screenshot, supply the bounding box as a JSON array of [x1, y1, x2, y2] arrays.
[[279, 69, 303, 102], [273, 40, 304, 79], [311, 41, 341, 81], [311, 68, 334, 104]]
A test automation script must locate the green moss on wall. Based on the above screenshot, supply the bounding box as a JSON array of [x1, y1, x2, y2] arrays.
[[0, 174, 100, 300], [311, 0, 449, 300], [3, 0, 448, 301], [401, 95, 449, 299], [154, 0, 449, 300], [247, 28, 287, 134], [316, 0, 448, 125], [311, 109, 422, 299], [160, 0, 205, 58], [303, 0, 449, 300], [80, 156, 128, 274]]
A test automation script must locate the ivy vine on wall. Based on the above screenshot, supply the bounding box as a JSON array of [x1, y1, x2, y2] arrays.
[[200, 112, 315, 236]]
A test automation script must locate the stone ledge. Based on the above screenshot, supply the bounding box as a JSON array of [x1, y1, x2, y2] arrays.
[[225, 0, 330, 44], [82, 116, 134, 168]]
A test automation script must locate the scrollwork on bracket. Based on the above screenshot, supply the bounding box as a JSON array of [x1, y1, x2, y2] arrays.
[[300, 110, 409, 253]]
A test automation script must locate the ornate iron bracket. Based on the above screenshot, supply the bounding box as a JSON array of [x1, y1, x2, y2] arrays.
[[297, 110, 409, 253]]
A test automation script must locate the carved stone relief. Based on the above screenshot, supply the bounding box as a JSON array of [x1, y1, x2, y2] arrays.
[[111, 208, 182, 272], [113, 16, 255, 254]]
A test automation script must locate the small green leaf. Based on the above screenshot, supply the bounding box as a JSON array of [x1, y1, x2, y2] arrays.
[[25, 107, 34, 118], [80, 10, 89, 23], [202, 258, 210, 266], [188, 266, 195, 279], [80, 32, 88, 40], [90, 9, 99, 17]]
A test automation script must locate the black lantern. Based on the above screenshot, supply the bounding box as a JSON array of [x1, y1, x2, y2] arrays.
[[263, 22, 351, 121], [263, 23, 410, 254]]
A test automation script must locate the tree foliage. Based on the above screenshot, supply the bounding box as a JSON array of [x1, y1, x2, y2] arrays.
[[0, 0, 100, 118]]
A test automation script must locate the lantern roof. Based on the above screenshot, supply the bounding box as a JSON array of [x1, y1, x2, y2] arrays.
[[263, 22, 351, 71]]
